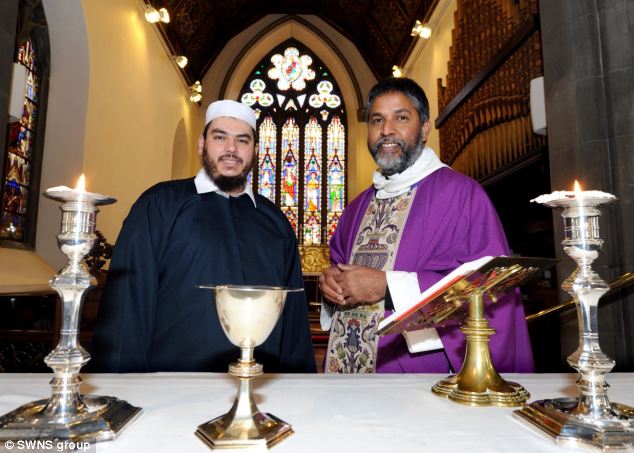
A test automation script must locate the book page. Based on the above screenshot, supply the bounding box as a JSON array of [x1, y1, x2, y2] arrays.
[[378, 255, 494, 332]]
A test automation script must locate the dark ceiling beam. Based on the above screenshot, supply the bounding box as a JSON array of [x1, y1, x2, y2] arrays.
[[149, 1, 438, 85]]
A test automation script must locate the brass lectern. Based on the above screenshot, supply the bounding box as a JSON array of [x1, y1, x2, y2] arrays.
[[378, 256, 555, 407]]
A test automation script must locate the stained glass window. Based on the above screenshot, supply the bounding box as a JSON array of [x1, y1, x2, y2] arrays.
[[327, 116, 346, 239], [257, 116, 276, 202], [281, 118, 300, 233], [1, 38, 39, 242], [303, 117, 321, 244], [239, 39, 347, 245]]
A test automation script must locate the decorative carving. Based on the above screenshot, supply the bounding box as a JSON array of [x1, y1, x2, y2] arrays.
[[299, 245, 331, 274], [155, 1, 437, 81], [0, 341, 50, 373], [85, 230, 112, 277]]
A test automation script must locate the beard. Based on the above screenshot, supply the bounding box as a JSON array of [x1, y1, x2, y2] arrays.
[[202, 146, 254, 194], [369, 130, 424, 176]]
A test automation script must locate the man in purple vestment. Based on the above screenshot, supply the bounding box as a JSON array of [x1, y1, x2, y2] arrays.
[[319, 77, 534, 374]]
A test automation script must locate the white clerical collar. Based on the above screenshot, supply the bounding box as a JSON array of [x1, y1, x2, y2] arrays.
[[372, 146, 448, 199], [194, 168, 257, 207]]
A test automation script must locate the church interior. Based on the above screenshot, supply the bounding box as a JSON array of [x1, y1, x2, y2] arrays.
[[0, 0, 632, 378]]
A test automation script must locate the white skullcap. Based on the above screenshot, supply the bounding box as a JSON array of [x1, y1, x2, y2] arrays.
[[205, 100, 256, 130]]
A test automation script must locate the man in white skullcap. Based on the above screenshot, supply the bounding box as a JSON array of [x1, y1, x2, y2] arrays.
[[91, 100, 316, 373]]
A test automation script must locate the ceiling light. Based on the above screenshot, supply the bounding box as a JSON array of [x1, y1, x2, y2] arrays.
[[158, 7, 170, 23], [145, 6, 160, 23], [411, 20, 432, 39], [175, 56, 188, 68], [392, 65, 404, 78], [145, 5, 170, 24], [189, 81, 202, 103]]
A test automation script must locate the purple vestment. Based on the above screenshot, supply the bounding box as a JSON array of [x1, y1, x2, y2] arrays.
[[329, 167, 535, 373]]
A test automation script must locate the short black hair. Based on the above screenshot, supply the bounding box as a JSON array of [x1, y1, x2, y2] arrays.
[[203, 121, 212, 139], [365, 77, 430, 126]]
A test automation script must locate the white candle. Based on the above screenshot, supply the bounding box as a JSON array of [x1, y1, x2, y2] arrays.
[[75, 174, 86, 192], [531, 180, 616, 205], [74, 174, 86, 234], [46, 185, 73, 192], [45, 175, 116, 205]]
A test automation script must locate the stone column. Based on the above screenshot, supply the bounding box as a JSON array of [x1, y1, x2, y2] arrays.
[[0, 0, 20, 176], [539, 0, 634, 370]]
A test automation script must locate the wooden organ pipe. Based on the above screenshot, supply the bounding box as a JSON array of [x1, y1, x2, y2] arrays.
[[436, 0, 545, 180]]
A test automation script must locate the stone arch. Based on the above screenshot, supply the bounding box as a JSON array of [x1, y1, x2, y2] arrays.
[[171, 118, 190, 180], [202, 14, 377, 199]]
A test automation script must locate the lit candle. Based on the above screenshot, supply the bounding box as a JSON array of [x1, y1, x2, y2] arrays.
[[74, 174, 86, 235], [530, 180, 616, 206], [46, 174, 87, 195], [45, 175, 115, 205], [532, 181, 616, 265], [572, 181, 594, 259], [75, 174, 86, 192], [44, 174, 116, 253]]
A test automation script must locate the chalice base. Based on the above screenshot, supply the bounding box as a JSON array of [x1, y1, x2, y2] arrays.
[[513, 397, 634, 452], [432, 374, 530, 407], [196, 411, 293, 449], [0, 395, 142, 442]]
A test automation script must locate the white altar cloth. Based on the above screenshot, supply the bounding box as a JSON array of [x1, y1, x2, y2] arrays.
[[1, 373, 632, 452]]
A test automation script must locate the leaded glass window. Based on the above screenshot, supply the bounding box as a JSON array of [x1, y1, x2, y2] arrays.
[[1, 39, 40, 243], [239, 39, 347, 245]]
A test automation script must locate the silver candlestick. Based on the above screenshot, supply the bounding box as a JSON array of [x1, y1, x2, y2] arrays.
[[196, 284, 302, 449], [0, 183, 142, 442], [514, 188, 634, 451]]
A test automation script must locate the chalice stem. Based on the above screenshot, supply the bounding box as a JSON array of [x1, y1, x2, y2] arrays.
[[233, 377, 260, 425], [241, 346, 254, 363]]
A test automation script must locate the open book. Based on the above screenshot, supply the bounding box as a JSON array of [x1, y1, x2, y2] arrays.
[[377, 256, 555, 336]]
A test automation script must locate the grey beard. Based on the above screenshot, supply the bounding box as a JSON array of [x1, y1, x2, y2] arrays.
[[369, 131, 424, 176], [202, 151, 253, 193]]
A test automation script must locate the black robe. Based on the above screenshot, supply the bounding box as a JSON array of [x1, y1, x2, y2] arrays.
[[89, 178, 316, 373]]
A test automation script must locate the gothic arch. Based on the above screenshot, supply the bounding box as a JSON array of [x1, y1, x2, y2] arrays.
[[218, 15, 364, 116], [202, 14, 377, 200]]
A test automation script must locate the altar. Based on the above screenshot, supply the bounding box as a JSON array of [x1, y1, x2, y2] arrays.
[[1, 372, 632, 452]]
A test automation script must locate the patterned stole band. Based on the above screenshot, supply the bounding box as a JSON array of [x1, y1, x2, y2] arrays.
[[325, 188, 416, 373]]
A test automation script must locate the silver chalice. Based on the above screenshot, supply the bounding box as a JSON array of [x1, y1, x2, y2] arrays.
[[196, 284, 302, 449]]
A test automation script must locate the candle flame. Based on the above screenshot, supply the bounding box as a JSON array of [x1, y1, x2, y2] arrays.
[[75, 174, 86, 192], [573, 180, 582, 193]]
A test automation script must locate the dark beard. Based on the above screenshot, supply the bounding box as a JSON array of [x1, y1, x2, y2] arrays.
[[202, 148, 254, 193], [369, 130, 424, 176]]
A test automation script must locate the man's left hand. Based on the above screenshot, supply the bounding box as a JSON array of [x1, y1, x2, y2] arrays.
[[333, 264, 387, 306]]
